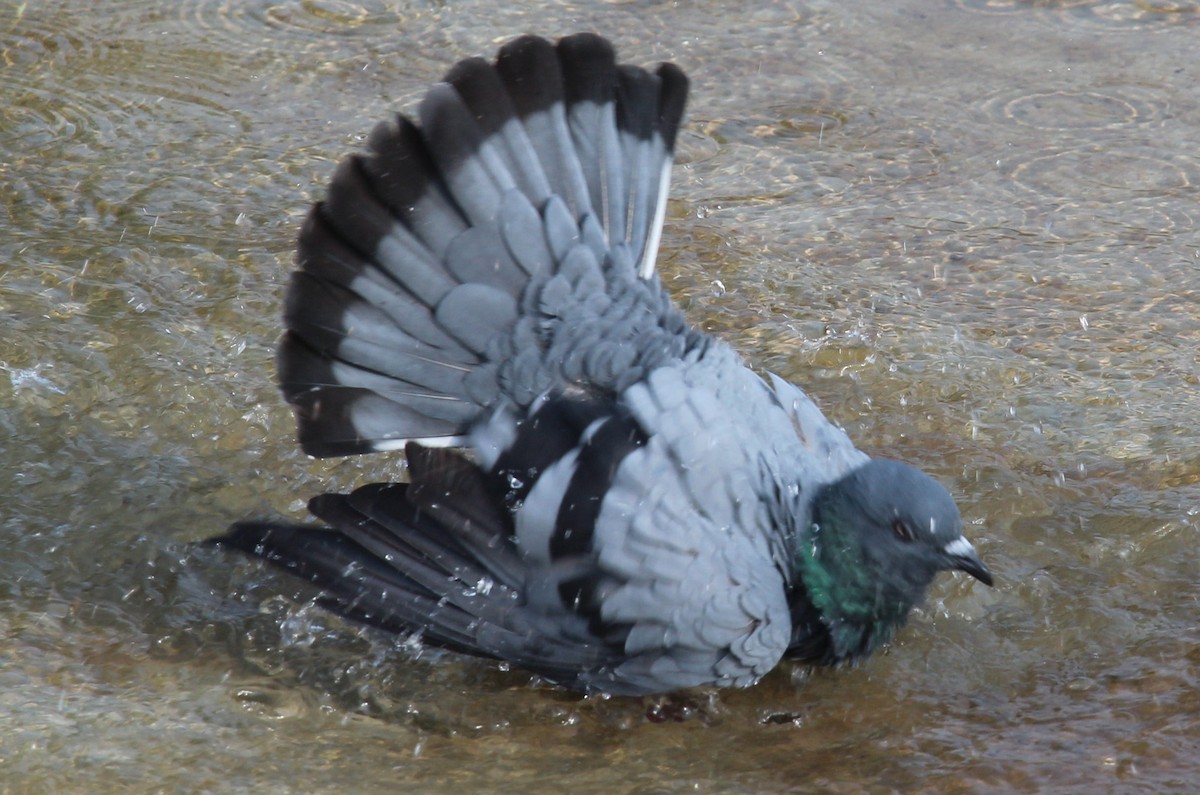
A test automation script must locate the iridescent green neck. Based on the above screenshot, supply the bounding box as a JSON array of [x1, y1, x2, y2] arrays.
[[795, 507, 910, 662]]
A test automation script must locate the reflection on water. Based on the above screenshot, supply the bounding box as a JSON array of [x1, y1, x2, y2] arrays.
[[2, 0, 1198, 791]]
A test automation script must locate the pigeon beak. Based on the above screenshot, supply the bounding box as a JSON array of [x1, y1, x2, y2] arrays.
[[941, 537, 993, 587]]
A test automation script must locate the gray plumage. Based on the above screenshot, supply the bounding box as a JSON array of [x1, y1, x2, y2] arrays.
[[212, 33, 992, 696]]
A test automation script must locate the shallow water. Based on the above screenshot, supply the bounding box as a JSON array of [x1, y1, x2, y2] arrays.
[[2, 0, 1198, 791]]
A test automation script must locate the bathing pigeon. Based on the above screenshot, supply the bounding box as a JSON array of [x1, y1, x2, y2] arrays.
[[210, 33, 992, 696]]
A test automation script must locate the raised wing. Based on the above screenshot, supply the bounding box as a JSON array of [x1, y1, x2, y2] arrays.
[[277, 34, 689, 457]]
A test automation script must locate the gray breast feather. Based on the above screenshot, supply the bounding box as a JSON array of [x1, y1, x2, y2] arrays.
[[574, 362, 802, 686]]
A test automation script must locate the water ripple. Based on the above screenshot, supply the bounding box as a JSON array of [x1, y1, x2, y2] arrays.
[[0, 8, 96, 68], [1055, 0, 1200, 30], [949, 0, 1090, 15], [982, 87, 1165, 130], [952, 0, 1200, 29], [1003, 145, 1200, 202], [109, 0, 429, 45]]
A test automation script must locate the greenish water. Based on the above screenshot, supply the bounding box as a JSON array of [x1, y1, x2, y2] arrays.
[[2, 0, 1198, 791]]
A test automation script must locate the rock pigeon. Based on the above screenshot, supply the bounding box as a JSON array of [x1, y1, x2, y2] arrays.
[[210, 33, 993, 696]]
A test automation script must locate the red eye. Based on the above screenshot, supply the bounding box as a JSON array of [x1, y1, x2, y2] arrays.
[[892, 519, 915, 542]]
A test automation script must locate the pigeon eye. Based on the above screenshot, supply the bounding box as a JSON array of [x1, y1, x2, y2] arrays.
[[892, 519, 915, 542]]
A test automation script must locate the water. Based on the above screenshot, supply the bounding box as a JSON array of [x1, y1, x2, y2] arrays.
[[2, 0, 1198, 791]]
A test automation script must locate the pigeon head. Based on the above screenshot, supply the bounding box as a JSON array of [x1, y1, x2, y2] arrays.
[[798, 459, 992, 662]]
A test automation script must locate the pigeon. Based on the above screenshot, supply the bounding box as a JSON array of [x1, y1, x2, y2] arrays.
[[210, 33, 993, 696]]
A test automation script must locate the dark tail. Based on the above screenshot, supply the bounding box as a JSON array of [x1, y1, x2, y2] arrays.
[[209, 443, 615, 682]]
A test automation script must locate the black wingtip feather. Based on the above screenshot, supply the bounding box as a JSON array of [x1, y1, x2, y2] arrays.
[[495, 35, 564, 119], [359, 116, 469, 253], [655, 62, 689, 152], [443, 57, 515, 139], [360, 116, 439, 215], [556, 32, 618, 107]]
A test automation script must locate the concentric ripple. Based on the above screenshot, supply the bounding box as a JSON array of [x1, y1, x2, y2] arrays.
[[0, 6, 110, 148], [949, 0, 1093, 16], [1003, 145, 1200, 202], [1034, 198, 1197, 249], [952, 0, 1200, 29], [700, 103, 849, 152], [110, 0, 427, 47], [981, 87, 1165, 131], [1053, 0, 1200, 30], [687, 107, 849, 206], [0, 9, 97, 69]]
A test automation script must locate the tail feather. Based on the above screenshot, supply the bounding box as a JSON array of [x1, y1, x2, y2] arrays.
[[210, 520, 443, 640], [307, 491, 525, 633], [211, 443, 619, 683], [278, 34, 689, 457], [213, 504, 525, 659], [375, 446, 529, 588]]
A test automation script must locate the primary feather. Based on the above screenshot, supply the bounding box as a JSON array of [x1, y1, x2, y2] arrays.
[[212, 33, 992, 696]]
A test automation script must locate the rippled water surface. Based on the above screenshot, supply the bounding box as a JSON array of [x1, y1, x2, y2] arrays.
[[3, 0, 1198, 792]]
